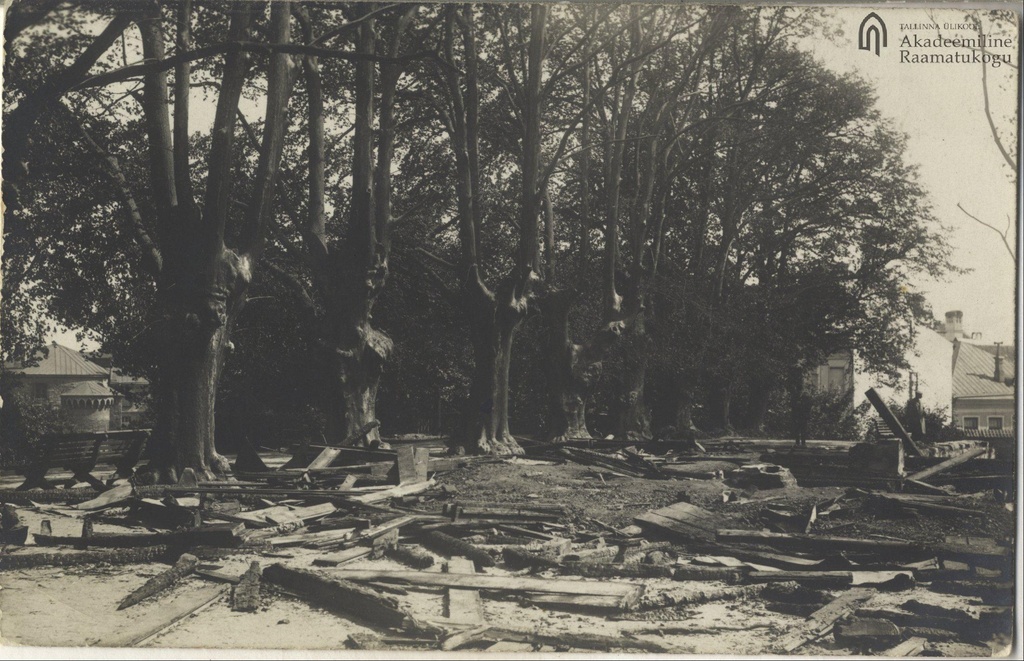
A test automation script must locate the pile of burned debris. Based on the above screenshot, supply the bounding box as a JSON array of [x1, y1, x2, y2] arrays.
[[0, 430, 1014, 654]]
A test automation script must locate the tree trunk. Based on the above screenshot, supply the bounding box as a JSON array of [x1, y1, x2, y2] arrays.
[[674, 380, 699, 433], [150, 243, 251, 483], [614, 314, 652, 441], [706, 377, 734, 433], [456, 274, 525, 456], [744, 375, 772, 434], [540, 291, 594, 442]]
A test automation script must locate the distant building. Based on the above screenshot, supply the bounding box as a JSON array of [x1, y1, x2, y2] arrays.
[[951, 339, 1015, 433], [807, 350, 855, 403], [3, 342, 150, 432]]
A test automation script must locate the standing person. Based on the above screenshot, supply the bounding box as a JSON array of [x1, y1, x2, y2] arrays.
[[906, 391, 927, 444], [792, 389, 812, 448], [788, 365, 812, 449]]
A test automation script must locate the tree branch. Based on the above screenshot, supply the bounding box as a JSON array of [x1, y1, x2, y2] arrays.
[[958, 203, 1015, 261], [238, 0, 300, 259], [64, 106, 163, 278], [73, 42, 448, 91]]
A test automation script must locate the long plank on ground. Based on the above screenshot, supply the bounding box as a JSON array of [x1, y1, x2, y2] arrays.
[[326, 569, 643, 611], [445, 557, 484, 625], [635, 501, 733, 543]]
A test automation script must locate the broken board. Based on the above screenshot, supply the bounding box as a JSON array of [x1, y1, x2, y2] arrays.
[[634, 501, 733, 543]]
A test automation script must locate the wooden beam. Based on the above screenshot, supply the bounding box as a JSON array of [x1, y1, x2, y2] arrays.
[[325, 569, 644, 610], [444, 557, 484, 626], [263, 564, 431, 633], [118, 553, 198, 609], [906, 446, 988, 483]]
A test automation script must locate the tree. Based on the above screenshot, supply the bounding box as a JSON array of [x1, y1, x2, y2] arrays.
[[267, 4, 417, 446]]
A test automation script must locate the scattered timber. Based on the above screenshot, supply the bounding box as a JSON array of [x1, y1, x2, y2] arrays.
[[636, 582, 774, 611], [386, 545, 435, 569], [746, 570, 853, 588], [0, 545, 171, 570], [502, 546, 561, 571], [263, 564, 434, 633], [905, 446, 988, 483], [423, 531, 496, 567], [561, 562, 674, 580], [635, 501, 733, 543], [774, 588, 874, 653], [99, 584, 230, 648], [231, 562, 262, 612], [33, 522, 246, 549], [327, 569, 645, 611], [444, 557, 484, 626], [118, 553, 198, 610]]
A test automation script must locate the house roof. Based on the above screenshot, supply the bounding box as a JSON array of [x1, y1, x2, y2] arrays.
[[952, 340, 1015, 399], [61, 381, 116, 398], [6, 343, 108, 378]]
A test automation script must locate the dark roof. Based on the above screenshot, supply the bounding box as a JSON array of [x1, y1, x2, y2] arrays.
[[952, 340, 1015, 399], [61, 381, 115, 398], [972, 344, 1017, 359], [5, 343, 108, 377], [959, 428, 1015, 439]]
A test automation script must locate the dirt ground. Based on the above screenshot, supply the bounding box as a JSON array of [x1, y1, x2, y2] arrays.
[[0, 453, 1017, 655]]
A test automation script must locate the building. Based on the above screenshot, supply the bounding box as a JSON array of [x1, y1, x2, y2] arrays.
[[3, 342, 150, 432], [951, 339, 1015, 433]]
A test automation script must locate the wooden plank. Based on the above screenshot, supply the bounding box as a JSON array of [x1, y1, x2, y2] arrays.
[[231, 562, 262, 612], [263, 564, 429, 632], [422, 531, 496, 567], [906, 446, 988, 482], [444, 557, 483, 626], [396, 446, 429, 485], [775, 589, 874, 653], [313, 546, 372, 567], [347, 479, 436, 505], [865, 388, 923, 456], [100, 584, 230, 647], [307, 446, 344, 471], [74, 484, 134, 511], [326, 569, 643, 609], [635, 500, 732, 543], [0, 545, 170, 570], [118, 553, 198, 610]]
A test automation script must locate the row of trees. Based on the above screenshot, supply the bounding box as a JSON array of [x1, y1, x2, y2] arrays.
[[2, 1, 954, 480]]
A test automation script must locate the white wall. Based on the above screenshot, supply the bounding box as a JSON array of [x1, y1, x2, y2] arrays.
[[854, 326, 954, 420]]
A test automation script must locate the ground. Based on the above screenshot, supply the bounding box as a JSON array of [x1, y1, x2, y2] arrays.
[[0, 444, 1016, 655]]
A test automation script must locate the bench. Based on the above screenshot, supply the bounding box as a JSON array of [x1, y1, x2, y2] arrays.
[[14, 430, 149, 491]]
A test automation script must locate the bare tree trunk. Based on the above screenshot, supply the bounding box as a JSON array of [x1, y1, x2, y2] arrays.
[[674, 380, 699, 433], [150, 243, 251, 482], [744, 374, 772, 434], [540, 291, 591, 442], [706, 376, 734, 433], [614, 313, 652, 441], [458, 274, 525, 455]]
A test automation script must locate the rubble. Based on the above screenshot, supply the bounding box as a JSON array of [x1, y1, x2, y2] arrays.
[[0, 430, 1013, 653]]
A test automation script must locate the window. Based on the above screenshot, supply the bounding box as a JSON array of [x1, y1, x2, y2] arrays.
[[963, 417, 979, 430], [32, 383, 48, 399], [827, 367, 847, 391], [988, 417, 1003, 430]]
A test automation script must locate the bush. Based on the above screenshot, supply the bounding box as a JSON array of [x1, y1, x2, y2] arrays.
[[763, 387, 863, 441], [0, 389, 77, 467], [880, 398, 959, 444]]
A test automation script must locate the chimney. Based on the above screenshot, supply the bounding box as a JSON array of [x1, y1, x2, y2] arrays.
[[944, 310, 964, 340], [994, 342, 1003, 382]]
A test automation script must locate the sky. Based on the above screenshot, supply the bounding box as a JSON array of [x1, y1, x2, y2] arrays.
[[803, 6, 1019, 345], [17, 3, 1023, 352]]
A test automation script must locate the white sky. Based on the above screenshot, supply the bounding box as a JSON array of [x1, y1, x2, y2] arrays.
[[804, 6, 1019, 345]]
